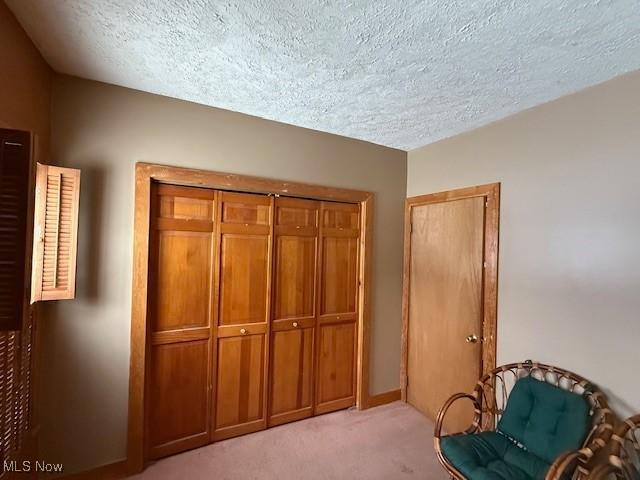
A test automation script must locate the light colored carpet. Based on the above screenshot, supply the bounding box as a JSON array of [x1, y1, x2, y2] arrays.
[[132, 401, 448, 480]]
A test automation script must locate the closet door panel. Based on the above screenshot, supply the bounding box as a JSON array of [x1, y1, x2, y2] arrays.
[[215, 335, 265, 435], [158, 185, 215, 220], [322, 205, 359, 230], [146, 184, 215, 460], [270, 327, 314, 425], [219, 235, 269, 325], [315, 202, 359, 414], [269, 198, 318, 426], [213, 192, 272, 440], [148, 340, 210, 449], [221, 195, 270, 225], [154, 231, 212, 331], [316, 322, 356, 412], [320, 236, 358, 316], [273, 235, 316, 320]]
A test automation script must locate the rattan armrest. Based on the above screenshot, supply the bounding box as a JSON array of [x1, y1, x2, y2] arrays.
[[546, 448, 595, 480], [547, 411, 615, 479], [588, 462, 618, 480], [434, 392, 481, 440], [546, 426, 613, 480]]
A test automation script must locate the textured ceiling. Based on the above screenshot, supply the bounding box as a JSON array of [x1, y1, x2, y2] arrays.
[[7, 0, 640, 150]]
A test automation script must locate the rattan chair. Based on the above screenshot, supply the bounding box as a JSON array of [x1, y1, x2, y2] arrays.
[[434, 361, 614, 480], [589, 415, 640, 479]]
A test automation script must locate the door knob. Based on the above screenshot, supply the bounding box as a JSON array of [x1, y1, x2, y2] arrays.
[[240, 328, 248, 335], [465, 334, 479, 344], [292, 322, 299, 328]]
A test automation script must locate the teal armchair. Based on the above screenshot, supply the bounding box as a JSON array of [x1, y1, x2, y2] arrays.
[[434, 361, 613, 480]]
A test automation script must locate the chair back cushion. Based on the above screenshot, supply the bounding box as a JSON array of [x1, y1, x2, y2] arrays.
[[497, 376, 590, 464]]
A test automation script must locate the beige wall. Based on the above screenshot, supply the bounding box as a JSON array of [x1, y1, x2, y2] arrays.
[[44, 75, 406, 473], [0, 0, 51, 158], [408, 71, 640, 418]]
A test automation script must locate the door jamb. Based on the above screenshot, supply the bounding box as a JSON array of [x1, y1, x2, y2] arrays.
[[400, 183, 500, 403], [127, 162, 374, 473]]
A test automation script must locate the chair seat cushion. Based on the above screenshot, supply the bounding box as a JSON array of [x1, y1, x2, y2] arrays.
[[497, 376, 590, 464], [440, 431, 550, 480]]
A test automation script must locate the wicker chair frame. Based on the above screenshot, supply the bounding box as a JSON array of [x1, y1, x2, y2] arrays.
[[434, 361, 614, 480], [589, 415, 640, 479]]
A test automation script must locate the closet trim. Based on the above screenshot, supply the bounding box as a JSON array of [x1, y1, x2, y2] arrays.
[[127, 162, 374, 474]]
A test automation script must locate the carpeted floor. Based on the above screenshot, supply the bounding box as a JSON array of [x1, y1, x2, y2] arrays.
[[132, 401, 448, 479]]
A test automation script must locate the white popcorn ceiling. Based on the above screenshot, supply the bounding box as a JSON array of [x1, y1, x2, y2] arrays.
[[7, 0, 640, 150]]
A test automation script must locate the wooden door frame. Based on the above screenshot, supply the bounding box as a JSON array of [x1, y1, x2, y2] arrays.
[[127, 162, 374, 473], [400, 183, 500, 403]]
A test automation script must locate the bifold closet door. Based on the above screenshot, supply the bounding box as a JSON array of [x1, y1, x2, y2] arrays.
[[315, 202, 360, 414], [213, 192, 273, 441], [146, 185, 215, 459], [268, 198, 319, 426]]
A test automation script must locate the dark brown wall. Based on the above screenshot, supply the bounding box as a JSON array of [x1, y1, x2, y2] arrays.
[[0, 0, 52, 471], [0, 0, 51, 159]]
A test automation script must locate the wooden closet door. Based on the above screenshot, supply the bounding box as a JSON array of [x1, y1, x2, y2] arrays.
[[315, 202, 360, 414], [213, 192, 273, 440], [146, 184, 215, 459], [268, 198, 318, 426]]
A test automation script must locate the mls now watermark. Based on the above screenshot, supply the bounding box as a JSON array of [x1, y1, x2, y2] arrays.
[[3, 460, 64, 474]]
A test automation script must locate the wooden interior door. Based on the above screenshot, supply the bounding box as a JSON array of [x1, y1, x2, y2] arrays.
[[407, 197, 485, 433], [315, 202, 359, 415], [146, 184, 215, 459], [268, 197, 318, 426], [213, 192, 273, 440]]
